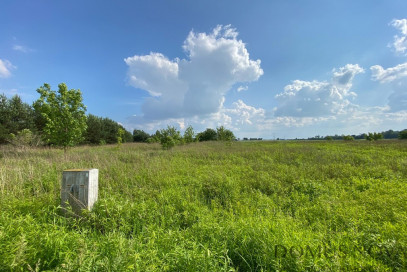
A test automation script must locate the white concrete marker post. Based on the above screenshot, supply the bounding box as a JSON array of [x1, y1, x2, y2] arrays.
[[61, 169, 98, 215]]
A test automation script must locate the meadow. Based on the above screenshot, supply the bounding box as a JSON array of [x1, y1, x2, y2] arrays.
[[0, 140, 406, 271]]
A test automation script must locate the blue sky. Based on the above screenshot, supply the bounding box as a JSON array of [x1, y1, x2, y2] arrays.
[[1, 0, 407, 139]]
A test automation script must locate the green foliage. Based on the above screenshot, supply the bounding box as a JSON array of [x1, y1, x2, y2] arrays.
[[325, 136, 333, 141], [33, 83, 87, 150], [133, 129, 150, 142], [8, 129, 42, 148], [382, 129, 399, 139], [0, 94, 35, 144], [216, 126, 235, 141], [84, 114, 132, 145], [183, 125, 195, 143], [197, 128, 217, 141], [117, 127, 125, 147], [366, 132, 383, 141], [399, 129, 407, 139], [159, 126, 182, 149], [343, 135, 354, 141], [84, 114, 103, 144]]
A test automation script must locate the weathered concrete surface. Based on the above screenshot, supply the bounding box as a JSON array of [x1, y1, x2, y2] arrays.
[[61, 169, 98, 215]]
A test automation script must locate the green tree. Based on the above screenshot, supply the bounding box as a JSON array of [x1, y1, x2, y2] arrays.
[[197, 128, 217, 142], [0, 94, 35, 144], [343, 135, 354, 141], [159, 126, 182, 150], [133, 129, 150, 142], [365, 132, 383, 141], [117, 127, 125, 147], [84, 114, 103, 144], [33, 83, 87, 151], [399, 129, 407, 140], [216, 126, 235, 141], [183, 126, 195, 143]]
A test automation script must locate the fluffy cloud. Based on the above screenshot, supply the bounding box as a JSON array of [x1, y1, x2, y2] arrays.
[[0, 59, 15, 78], [370, 63, 407, 112], [370, 62, 407, 83], [390, 19, 407, 55], [274, 64, 364, 117], [125, 25, 263, 120]]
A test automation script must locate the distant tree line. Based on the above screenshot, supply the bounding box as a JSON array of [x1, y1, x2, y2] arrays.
[[133, 126, 236, 149], [0, 83, 132, 149], [1, 83, 236, 150], [308, 129, 407, 141]]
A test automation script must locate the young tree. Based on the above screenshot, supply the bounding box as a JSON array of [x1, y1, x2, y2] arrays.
[[366, 132, 383, 141], [216, 126, 235, 141], [159, 126, 182, 149], [343, 135, 354, 141], [117, 127, 125, 147], [33, 83, 87, 151], [183, 126, 195, 143]]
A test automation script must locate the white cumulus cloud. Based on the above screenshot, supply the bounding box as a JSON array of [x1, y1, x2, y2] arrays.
[[370, 62, 407, 83], [274, 64, 364, 117], [0, 59, 16, 78], [370, 63, 407, 112], [390, 19, 407, 55], [124, 25, 263, 120]]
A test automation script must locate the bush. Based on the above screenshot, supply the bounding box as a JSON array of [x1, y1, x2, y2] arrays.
[[365, 132, 383, 141], [343, 135, 354, 141], [159, 126, 182, 149], [8, 129, 43, 148], [216, 126, 235, 141], [197, 128, 217, 142], [183, 126, 195, 143]]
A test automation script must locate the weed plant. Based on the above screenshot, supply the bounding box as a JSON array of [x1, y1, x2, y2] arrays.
[[0, 141, 406, 271]]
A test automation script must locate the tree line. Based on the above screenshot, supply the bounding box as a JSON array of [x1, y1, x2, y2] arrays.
[[307, 129, 407, 141], [1, 83, 236, 150], [0, 83, 132, 149], [133, 126, 236, 149]]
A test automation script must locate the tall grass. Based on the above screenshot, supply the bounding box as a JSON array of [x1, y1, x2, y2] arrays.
[[0, 140, 406, 271]]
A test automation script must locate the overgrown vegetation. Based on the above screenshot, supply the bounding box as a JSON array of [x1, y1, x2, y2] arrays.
[[1, 87, 133, 149], [1, 140, 406, 271]]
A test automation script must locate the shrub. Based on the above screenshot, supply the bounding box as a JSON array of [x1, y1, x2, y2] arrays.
[[159, 126, 182, 149], [183, 126, 195, 143], [216, 126, 235, 141], [366, 132, 383, 141], [8, 129, 43, 148], [343, 135, 354, 141], [197, 128, 217, 141]]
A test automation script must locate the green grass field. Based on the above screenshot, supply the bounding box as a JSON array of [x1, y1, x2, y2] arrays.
[[1, 140, 406, 271]]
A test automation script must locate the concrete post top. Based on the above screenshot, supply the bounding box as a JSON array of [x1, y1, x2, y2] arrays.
[[63, 168, 98, 172]]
